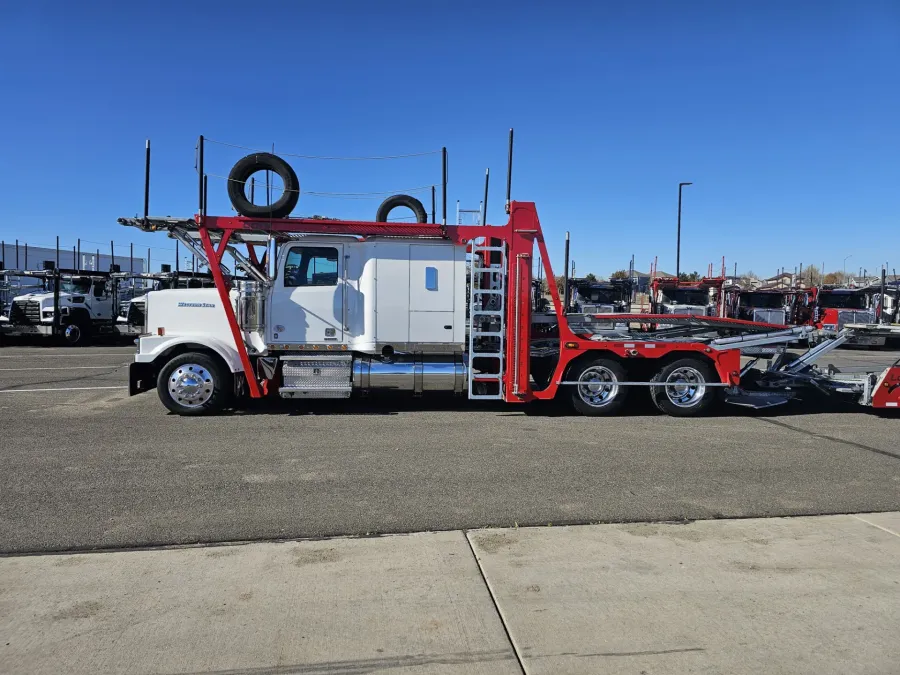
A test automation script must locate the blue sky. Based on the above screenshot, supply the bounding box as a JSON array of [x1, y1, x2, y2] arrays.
[[1, 1, 897, 278]]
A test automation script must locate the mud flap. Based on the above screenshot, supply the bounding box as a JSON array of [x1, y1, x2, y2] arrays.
[[129, 362, 155, 396]]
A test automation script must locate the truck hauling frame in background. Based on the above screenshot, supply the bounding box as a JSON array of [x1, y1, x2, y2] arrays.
[[118, 141, 900, 417], [0, 267, 138, 345]]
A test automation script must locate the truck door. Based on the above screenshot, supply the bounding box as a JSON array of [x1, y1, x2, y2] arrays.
[[270, 244, 345, 344], [91, 280, 112, 320]]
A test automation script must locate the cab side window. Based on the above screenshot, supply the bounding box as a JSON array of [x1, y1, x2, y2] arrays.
[[284, 247, 339, 287]]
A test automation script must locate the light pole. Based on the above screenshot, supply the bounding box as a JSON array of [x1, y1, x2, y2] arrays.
[[676, 182, 692, 279], [843, 254, 852, 283]]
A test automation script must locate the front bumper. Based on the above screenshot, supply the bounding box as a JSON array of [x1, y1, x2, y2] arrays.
[[0, 323, 54, 337], [129, 361, 156, 396], [115, 323, 142, 336]]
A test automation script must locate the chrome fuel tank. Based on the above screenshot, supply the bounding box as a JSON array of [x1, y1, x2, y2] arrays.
[[352, 355, 466, 394]]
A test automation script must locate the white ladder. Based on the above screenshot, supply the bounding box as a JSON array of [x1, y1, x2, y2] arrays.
[[468, 241, 507, 399]]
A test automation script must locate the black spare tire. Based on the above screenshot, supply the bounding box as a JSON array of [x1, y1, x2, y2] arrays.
[[375, 194, 428, 223], [227, 153, 300, 219]]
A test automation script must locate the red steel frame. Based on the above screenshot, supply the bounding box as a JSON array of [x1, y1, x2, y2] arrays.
[[872, 360, 900, 409], [192, 202, 744, 402]]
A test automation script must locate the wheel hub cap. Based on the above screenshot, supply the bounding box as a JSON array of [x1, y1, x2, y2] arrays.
[[170, 364, 214, 408], [577, 366, 619, 407], [665, 366, 706, 407]]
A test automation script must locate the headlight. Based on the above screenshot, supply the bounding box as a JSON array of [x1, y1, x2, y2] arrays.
[[42, 310, 54, 318]]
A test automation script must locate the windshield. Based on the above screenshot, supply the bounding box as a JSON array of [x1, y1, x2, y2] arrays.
[[817, 291, 867, 310], [662, 289, 709, 306], [576, 286, 618, 304], [58, 279, 92, 294], [739, 293, 785, 309]]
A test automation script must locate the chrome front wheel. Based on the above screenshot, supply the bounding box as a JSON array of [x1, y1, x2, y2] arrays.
[[168, 363, 215, 408], [157, 352, 230, 416]]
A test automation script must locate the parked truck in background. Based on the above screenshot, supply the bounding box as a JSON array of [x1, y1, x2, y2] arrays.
[[569, 277, 632, 314], [725, 288, 795, 326], [651, 277, 725, 317], [0, 268, 133, 345], [807, 286, 880, 346]]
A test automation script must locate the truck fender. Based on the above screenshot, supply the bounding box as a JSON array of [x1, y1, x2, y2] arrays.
[[137, 335, 246, 373], [63, 307, 92, 325]]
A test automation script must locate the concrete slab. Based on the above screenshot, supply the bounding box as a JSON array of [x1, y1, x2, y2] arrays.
[[0, 532, 519, 675], [469, 515, 900, 675], [853, 511, 900, 537]]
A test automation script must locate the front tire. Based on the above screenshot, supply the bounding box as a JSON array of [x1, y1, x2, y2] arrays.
[[157, 352, 231, 416], [568, 357, 629, 416], [62, 320, 90, 346], [650, 358, 720, 417]]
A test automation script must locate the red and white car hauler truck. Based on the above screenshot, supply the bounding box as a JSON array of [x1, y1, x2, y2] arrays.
[[118, 148, 900, 417]]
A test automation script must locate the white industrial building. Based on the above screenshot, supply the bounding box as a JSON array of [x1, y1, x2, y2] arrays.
[[0, 242, 144, 274]]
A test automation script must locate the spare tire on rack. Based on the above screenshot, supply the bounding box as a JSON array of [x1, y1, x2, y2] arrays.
[[227, 153, 300, 219], [375, 194, 428, 223]]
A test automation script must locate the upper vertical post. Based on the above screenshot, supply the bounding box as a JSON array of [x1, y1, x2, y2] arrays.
[[441, 147, 447, 226], [143, 139, 151, 223], [563, 231, 570, 313], [198, 135, 205, 219], [505, 129, 514, 214], [676, 181, 692, 279], [482, 168, 490, 226]]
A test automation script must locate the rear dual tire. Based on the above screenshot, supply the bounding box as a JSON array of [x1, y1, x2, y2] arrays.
[[650, 358, 720, 417], [567, 356, 720, 417]]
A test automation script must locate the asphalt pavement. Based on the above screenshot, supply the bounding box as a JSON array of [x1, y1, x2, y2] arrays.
[[1, 345, 899, 554]]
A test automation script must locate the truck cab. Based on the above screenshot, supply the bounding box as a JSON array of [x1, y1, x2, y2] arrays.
[[812, 287, 874, 333], [569, 278, 632, 314], [727, 290, 790, 325], [652, 283, 716, 316], [133, 234, 469, 408]]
